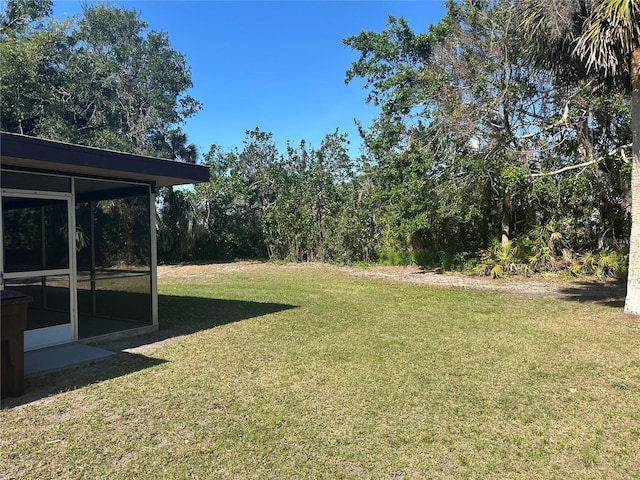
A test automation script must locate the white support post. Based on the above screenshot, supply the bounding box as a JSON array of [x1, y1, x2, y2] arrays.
[[150, 188, 158, 327], [69, 180, 78, 341]]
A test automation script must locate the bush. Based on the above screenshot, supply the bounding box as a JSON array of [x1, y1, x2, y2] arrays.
[[366, 230, 629, 284], [580, 247, 628, 282], [413, 249, 469, 271], [473, 239, 530, 278], [379, 249, 413, 266]]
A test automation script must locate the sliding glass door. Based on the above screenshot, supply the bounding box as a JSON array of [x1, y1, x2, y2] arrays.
[[1, 190, 76, 350]]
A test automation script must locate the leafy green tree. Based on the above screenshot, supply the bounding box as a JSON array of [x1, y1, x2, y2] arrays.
[[157, 187, 202, 263], [150, 128, 198, 163], [193, 129, 373, 264], [154, 129, 201, 263], [264, 130, 360, 262], [53, 3, 200, 152], [195, 131, 278, 260], [520, 0, 640, 311], [344, 0, 632, 272], [1, 1, 205, 265], [345, 3, 539, 253], [1, 2, 200, 154], [0, 0, 67, 135], [0, 0, 51, 34]]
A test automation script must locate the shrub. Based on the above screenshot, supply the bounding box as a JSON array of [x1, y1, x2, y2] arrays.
[[412, 249, 468, 271], [580, 247, 628, 282], [473, 239, 530, 277], [379, 249, 413, 266]]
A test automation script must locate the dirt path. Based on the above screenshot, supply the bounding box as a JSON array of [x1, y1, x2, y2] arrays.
[[157, 262, 626, 302], [344, 266, 625, 299]]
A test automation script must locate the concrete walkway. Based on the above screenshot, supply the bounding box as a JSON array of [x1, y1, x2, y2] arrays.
[[24, 343, 115, 376]]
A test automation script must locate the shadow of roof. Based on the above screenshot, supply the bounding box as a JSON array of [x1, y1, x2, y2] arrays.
[[2, 296, 298, 409]]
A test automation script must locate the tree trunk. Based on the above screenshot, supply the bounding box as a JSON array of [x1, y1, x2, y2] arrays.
[[624, 47, 640, 314], [501, 196, 511, 244]]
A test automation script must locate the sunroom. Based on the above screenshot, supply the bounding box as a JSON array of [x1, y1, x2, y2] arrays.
[[0, 132, 209, 351]]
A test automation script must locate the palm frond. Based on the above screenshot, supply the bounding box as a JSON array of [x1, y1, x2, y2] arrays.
[[573, 0, 640, 77], [518, 0, 590, 78]]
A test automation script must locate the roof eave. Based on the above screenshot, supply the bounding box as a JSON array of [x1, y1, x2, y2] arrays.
[[0, 132, 210, 187]]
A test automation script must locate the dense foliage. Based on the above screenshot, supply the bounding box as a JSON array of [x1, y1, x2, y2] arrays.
[[185, 128, 376, 264], [1, 0, 636, 280], [0, 0, 199, 153], [342, 1, 633, 274], [181, 0, 633, 280]]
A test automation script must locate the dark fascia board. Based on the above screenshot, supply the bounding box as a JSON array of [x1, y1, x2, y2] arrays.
[[0, 132, 210, 187]]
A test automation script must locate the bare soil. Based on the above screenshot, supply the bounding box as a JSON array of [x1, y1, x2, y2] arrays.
[[157, 261, 626, 301]]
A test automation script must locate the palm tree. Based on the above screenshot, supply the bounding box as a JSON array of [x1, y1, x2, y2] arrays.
[[521, 0, 640, 313]]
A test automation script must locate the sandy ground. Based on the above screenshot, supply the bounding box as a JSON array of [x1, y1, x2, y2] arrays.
[[157, 261, 626, 301]]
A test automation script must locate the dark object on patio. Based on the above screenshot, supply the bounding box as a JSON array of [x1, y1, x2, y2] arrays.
[[1, 290, 33, 398]]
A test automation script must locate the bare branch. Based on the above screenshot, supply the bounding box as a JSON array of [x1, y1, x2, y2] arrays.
[[531, 143, 632, 177], [531, 158, 601, 177]]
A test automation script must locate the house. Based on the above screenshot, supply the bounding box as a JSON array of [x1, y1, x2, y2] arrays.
[[0, 132, 209, 351]]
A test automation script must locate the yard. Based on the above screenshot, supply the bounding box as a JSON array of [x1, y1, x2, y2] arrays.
[[1, 262, 639, 479]]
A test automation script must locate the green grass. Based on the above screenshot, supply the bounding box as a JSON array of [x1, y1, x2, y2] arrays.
[[2, 263, 640, 479]]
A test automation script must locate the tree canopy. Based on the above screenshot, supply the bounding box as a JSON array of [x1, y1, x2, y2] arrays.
[[1, 0, 636, 287], [520, 0, 639, 310], [0, 0, 199, 154]]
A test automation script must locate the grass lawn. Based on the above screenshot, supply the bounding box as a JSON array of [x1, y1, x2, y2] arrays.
[[2, 263, 640, 479]]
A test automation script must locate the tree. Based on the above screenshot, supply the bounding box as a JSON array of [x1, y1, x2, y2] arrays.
[[149, 128, 198, 163], [344, 2, 584, 254], [157, 187, 202, 263], [521, 0, 640, 312], [0, 0, 51, 34], [57, 3, 201, 152], [1, 2, 200, 155], [0, 0, 68, 135], [2, 2, 204, 265], [192, 129, 373, 264], [194, 130, 279, 260], [342, 0, 634, 276], [154, 128, 201, 263]]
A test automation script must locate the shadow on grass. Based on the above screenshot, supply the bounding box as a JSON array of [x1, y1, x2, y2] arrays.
[[557, 281, 626, 309], [2, 296, 298, 409], [158, 295, 299, 333], [2, 352, 167, 409]]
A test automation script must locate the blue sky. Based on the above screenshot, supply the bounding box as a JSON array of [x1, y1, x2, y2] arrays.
[[54, 1, 447, 159]]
